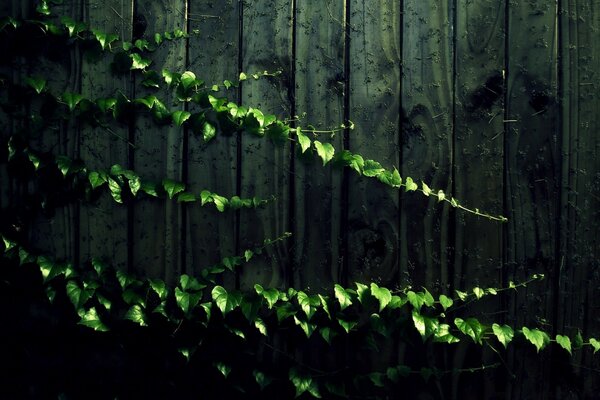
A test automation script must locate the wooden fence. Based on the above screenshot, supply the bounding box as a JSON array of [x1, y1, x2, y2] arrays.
[[1, 0, 599, 398]]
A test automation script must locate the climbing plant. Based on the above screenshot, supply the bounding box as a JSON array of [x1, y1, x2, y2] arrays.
[[0, 2, 597, 398]]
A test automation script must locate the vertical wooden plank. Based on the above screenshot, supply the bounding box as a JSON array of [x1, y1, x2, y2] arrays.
[[79, 1, 132, 268], [505, 1, 559, 398], [293, 0, 345, 291], [239, 0, 293, 290], [453, 0, 505, 397], [400, 0, 454, 292], [186, 2, 239, 286], [559, 1, 600, 397], [132, 1, 187, 283], [346, 0, 401, 289], [28, 0, 82, 262], [0, 1, 13, 212]]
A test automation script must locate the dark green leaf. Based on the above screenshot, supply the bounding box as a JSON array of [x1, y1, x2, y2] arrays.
[[253, 370, 273, 391], [150, 279, 169, 300], [177, 192, 196, 202], [62, 92, 83, 112], [255, 284, 279, 309], [66, 280, 94, 310], [175, 287, 202, 315], [162, 179, 185, 199], [88, 171, 107, 189], [337, 317, 358, 334], [172, 110, 191, 127], [202, 121, 216, 142], [125, 305, 147, 326], [78, 307, 109, 331], [38, 256, 66, 283], [107, 177, 122, 203], [130, 53, 151, 70], [25, 76, 46, 94], [363, 159, 385, 177]]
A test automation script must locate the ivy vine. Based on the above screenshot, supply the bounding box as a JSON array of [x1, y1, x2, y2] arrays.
[[0, 3, 596, 399]]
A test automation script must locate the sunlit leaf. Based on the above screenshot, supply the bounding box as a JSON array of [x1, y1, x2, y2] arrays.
[[455, 317, 484, 344], [78, 307, 109, 331], [370, 282, 392, 312], [522, 327, 550, 353], [314, 141, 335, 166], [556, 334, 572, 355], [492, 323, 514, 348]]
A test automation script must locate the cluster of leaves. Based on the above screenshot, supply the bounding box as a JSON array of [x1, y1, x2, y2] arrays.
[[7, 136, 271, 211], [1, 236, 598, 397], [3, 3, 596, 398]]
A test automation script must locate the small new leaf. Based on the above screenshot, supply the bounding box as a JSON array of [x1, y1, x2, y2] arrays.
[[296, 128, 311, 154]]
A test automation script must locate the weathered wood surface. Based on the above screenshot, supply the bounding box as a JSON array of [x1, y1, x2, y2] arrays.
[[132, 0, 187, 284], [185, 1, 239, 288], [293, 0, 345, 291], [239, 0, 293, 290], [3, 0, 600, 397], [505, 1, 560, 398], [79, 0, 132, 270]]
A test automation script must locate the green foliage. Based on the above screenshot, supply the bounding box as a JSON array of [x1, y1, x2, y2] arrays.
[[0, 7, 596, 399]]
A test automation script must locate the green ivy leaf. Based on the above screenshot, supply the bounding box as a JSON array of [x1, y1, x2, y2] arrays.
[[254, 317, 268, 336], [150, 279, 168, 300], [211, 286, 241, 316], [433, 323, 460, 344], [162, 179, 185, 199], [295, 127, 311, 153], [177, 192, 196, 202], [175, 287, 202, 315], [62, 92, 83, 112], [368, 372, 385, 388], [314, 141, 335, 166], [455, 317, 484, 344], [405, 176, 418, 192], [337, 317, 358, 334], [439, 294, 453, 311], [421, 181, 432, 196], [213, 194, 229, 212], [407, 291, 425, 311], [38, 256, 66, 283], [363, 159, 385, 177], [574, 330, 584, 350], [437, 190, 445, 202], [370, 282, 392, 312], [294, 315, 316, 338], [107, 177, 122, 203], [473, 287, 484, 299], [455, 290, 468, 301], [172, 110, 191, 127], [276, 302, 296, 322], [590, 338, 600, 354], [130, 53, 151, 70], [25, 76, 46, 94], [492, 323, 514, 349], [92, 29, 118, 50], [66, 280, 94, 310], [556, 334, 572, 355], [128, 175, 141, 197], [141, 182, 159, 197], [215, 362, 232, 378], [522, 327, 550, 353], [289, 368, 321, 398], [78, 307, 109, 331], [253, 370, 273, 391], [88, 171, 107, 189], [254, 284, 279, 309], [297, 291, 319, 320], [180, 274, 204, 291], [412, 310, 439, 340], [333, 284, 353, 310], [202, 121, 217, 142], [124, 305, 147, 326]]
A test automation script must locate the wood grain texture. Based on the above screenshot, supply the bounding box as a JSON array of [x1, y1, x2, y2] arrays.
[[559, 1, 600, 396], [132, 0, 187, 284], [293, 0, 345, 292], [453, 1, 505, 397], [400, 0, 453, 292], [79, 0, 132, 269], [346, 0, 401, 289], [186, 1, 239, 288], [505, 1, 560, 398], [28, 0, 81, 262], [238, 0, 293, 290]]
